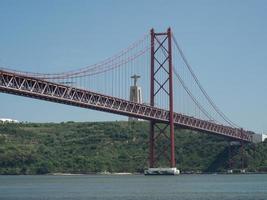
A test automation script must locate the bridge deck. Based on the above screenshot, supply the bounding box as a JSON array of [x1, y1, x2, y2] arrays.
[[0, 70, 253, 142]]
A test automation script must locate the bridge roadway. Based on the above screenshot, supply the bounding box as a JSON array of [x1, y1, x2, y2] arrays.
[[0, 69, 253, 142]]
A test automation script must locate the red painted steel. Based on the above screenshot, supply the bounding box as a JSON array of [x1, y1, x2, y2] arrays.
[[149, 28, 155, 168], [0, 69, 253, 143], [149, 28, 176, 167], [149, 28, 173, 168], [241, 128, 245, 169], [149, 28, 176, 168], [167, 28, 175, 168]]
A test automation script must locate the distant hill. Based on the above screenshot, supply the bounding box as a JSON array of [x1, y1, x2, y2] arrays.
[[0, 121, 266, 175]]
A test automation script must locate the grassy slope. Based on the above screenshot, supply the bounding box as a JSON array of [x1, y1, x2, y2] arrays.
[[0, 121, 266, 174]]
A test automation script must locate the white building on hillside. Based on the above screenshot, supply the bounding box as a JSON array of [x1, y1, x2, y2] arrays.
[[252, 133, 267, 143], [0, 118, 19, 123]]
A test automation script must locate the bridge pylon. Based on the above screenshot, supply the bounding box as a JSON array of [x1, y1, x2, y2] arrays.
[[147, 28, 178, 174]]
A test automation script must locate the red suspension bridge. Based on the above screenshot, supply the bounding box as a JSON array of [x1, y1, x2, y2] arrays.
[[0, 28, 255, 170]]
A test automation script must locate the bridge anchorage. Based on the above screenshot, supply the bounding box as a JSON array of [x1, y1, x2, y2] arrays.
[[0, 27, 260, 175]]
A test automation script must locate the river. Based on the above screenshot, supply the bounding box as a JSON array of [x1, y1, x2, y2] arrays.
[[0, 174, 266, 200]]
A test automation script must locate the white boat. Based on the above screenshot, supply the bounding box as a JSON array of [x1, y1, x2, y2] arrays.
[[144, 168, 180, 175]]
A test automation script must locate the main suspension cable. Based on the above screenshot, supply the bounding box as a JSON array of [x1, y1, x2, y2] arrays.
[[172, 34, 239, 128]]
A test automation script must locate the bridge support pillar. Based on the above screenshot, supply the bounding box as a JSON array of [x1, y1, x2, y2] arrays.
[[240, 128, 246, 173], [228, 138, 247, 173], [227, 141, 234, 173], [149, 28, 177, 170]]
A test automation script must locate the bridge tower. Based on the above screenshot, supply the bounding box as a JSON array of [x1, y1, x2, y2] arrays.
[[146, 28, 179, 175]]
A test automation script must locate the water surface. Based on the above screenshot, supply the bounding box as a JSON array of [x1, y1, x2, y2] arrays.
[[0, 174, 267, 200]]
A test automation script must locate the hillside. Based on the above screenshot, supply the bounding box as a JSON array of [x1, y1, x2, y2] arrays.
[[0, 121, 266, 175]]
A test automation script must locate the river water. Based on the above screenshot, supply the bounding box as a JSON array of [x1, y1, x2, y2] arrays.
[[0, 174, 266, 200]]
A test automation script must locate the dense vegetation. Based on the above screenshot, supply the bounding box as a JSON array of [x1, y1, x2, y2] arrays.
[[0, 121, 266, 175]]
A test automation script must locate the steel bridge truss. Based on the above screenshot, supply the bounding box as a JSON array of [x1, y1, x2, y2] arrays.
[[0, 69, 253, 144]]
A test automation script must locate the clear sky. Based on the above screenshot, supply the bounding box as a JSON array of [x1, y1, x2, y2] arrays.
[[0, 0, 266, 133]]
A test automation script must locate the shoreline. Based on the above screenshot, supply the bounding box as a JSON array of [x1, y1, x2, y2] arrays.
[[47, 171, 267, 176], [51, 172, 135, 176], [1, 171, 267, 176]]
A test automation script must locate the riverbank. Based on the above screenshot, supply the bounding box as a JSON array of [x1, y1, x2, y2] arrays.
[[0, 121, 267, 175], [48, 170, 267, 176]]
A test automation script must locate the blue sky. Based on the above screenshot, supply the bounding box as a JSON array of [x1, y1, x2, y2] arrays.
[[0, 0, 266, 133]]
